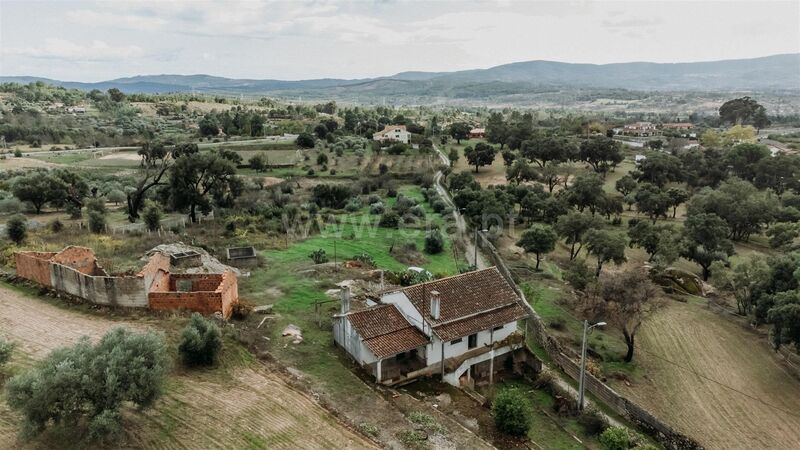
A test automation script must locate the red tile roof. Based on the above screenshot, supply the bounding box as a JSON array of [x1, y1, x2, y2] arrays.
[[347, 304, 429, 359], [387, 267, 530, 341]]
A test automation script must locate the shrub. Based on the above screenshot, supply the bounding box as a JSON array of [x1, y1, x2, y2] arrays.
[[492, 387, 532, 436], [369, 202, 385, 215], [309, 248, 329, 264], [50, 218, 64, 233], [409, 205, 426, 218], [367, 194, 381, 205], [379, 211, 400, 228], [0, 197, 23, 214], [13, 149, 22, 157], [424, 229, 445, 254], [88, 210, 106, 233], [178, 313, 222, 367], [379, 163, 389, 175], [431, 199, 446, 214], [296, 132, 316, 148], [387, 186, 398, 197], [6, 214, 27, 244], [317, 153, 329, 165], [598, 426, 641, 450], [5, 328, 168, 439], [107, 189, 126, 205], [344, 198, 362, 212], [353, 252, 376, 267], [387, 143, 408, 155], [66, 202, 81, 219], [564, 258, 593, 291], [143, 201, 163, 232], [577, 409, 607, 435], [0, 336, 14, 366]]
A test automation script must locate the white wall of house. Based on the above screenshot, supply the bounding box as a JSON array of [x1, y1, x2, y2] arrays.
[[382, 292, 428, 335], [425, 321, 517, 365], [333, 316, 379, 365]]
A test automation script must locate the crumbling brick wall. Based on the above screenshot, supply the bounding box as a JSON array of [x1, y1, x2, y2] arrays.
[[138, 253, 171, 290], [50, 246, 105, 276], [15, 251, 56, 286], [147, 271, 238, 319]]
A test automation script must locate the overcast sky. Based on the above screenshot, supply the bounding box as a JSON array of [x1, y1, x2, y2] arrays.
[[1, 0, 798, 82]]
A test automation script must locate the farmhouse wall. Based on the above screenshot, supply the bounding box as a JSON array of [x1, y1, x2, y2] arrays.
[[147, 271, 238, 319], [14, 251, 56, 286], [138, 252, 171, 290], [148, 291, 223, 316]]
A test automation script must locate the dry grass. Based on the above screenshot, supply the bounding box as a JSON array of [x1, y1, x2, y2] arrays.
[[611, 299, 800, 450]]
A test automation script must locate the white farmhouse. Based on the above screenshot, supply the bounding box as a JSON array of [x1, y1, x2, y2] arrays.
[[372, 124, 410, 144], [333, 268, 535, 386]]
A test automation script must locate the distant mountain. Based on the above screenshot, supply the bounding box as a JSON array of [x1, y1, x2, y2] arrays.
[[2, 54, 798, 98]]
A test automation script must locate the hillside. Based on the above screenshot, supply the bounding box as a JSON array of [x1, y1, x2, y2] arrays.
[[2, 54, 798, 98]]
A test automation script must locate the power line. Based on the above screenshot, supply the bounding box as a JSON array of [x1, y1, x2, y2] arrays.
[[640, 348, 800, 418]]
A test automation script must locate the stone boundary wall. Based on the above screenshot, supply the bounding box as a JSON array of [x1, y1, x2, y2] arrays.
[[476, 231, 704, 450]]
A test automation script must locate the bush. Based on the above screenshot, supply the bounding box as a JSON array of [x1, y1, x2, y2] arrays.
[[309, 248, 329, 264], [367, 194, 381, 205], [353, 252, 376, 267], [379, 211, 400, 228], [50, 218, 64, 233], [344, 198, 362, 212], [0, 336, 14, 366], [370, 202, 385, 215], [88, 210, 106, 233], [317, 153, 329, 165], [492, 387, 532, 436], [564, 258, 593, 291], [296, 132, 316, 148], [66, 202, 81, 219], [178, 313, 222, 367], [143, 202, 162, 232], [13, 149, 22, 157], [599, 426, 647, 450], [431, 199, 446, 214], [0, 197, 23, 214], [424, 229, 445, 254], [6, 214, 27, 244], [5, 328, 168, 439], [577, 410, 607, 435]]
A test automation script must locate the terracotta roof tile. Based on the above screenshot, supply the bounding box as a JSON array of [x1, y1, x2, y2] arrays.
[[398, 267, 523, 324], [347, 304, 429, 359]]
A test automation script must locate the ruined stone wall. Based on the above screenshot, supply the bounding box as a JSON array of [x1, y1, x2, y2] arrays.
[[148, 290, 224, 316], [218, 270, 238, 319], [147, 271, 238, 319], [14, 251, 56, 287]]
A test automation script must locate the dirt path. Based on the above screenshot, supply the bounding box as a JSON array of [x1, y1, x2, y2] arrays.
[[613, 300, 800, 449], [0, 285, 375, 449]]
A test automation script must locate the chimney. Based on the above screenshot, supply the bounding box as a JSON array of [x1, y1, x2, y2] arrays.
[[340, 286, 351, 314], [429, 290, 440, 320]]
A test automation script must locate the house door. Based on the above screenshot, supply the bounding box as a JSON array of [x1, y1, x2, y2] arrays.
[[468, 333, 477, 349]]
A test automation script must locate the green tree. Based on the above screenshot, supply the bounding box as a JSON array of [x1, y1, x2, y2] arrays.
[[766, 222, 799, 249], [424, 229, 445, 254], [492, 387, 531, 436], [178, 313, 222, 367], [5, 328, 167, 439], [579, 136, 623, 176], [681, 212, 734, 280], [142, 201, 162, 232], [615, 174, 638, 197], [585, 229, 627, 276], [687, 178, 780, 241], [86, 197, 107, 234], [635, 152, 683, 187], [296, 132, 316, 148], [485, 112, 508, 148], [517, 224, 558, 270], [447, 147, 459, 167], [555, 211, 604, 260], [127, 142, 191, 223], [12, 171, 66, 214], [6, 214, 27, 244], [666, 187, 689, 218], [464, 142, 496, 173], [727, 143, 770, 182], [107, 87, 126, 102], [635, 183, 672, 224], [565, 173, 606, 214], [711, 257, 770, 315], [719, 96, 770, 129], [505, 158, 537, 185], [169, 151, 240, 223], [448, 122, 471, 144]]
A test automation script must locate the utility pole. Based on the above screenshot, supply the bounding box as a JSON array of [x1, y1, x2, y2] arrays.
[[579, 320, 606, 410]]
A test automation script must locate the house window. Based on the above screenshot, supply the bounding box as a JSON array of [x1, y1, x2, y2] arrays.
[[468, 333, 477, 349], [450, 338, 462, 345]]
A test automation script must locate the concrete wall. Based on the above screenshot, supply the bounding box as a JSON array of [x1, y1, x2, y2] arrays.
[[49, 263, 149, 307], [15, 251, 56, 287]]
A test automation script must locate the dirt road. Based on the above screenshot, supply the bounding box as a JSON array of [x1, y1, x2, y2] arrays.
[[613, 300, 800, 449], [0, 285, 375, 449]]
